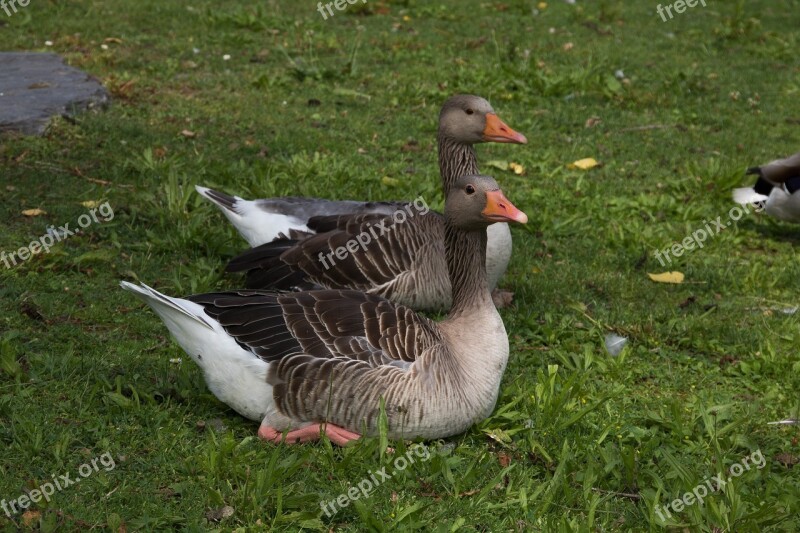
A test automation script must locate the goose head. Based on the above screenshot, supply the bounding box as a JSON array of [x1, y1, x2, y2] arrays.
[[438, 95, 527, 145], [446, 175, 528, 231]]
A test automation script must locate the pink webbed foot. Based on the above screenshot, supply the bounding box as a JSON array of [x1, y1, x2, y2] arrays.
[[258, 422, 361, 446]]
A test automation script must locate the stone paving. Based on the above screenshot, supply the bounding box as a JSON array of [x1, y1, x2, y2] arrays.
[[0, 52, 109, 135]]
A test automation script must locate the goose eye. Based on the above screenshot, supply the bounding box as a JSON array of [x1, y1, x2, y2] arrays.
[[465, 185, 476, 195], [465, 108, 474, 115]]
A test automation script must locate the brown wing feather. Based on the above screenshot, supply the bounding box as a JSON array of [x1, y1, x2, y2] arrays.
[[228, 212, 447, 308], [186, 289, 442, 366]]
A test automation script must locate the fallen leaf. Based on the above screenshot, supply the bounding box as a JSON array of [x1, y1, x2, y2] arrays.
[[492, 288, 514, 308], [180, 129, 196, 138], [509, 162, 525, 175], [81, 200, 102, 209], [498, 452, 511, 467], [483, 428, 512, 444], [647, 272, 684, 284], [381, 176, 399, 187], [563, 42, 574, 51], [486, 160, 509, 171], [22, 510, 41, 526], [22, 208, 46, 216], [585, 116, 602, 128], [568, 157, 600, 170], [774, 453, 799, 467], [205, 505, 234, 523]]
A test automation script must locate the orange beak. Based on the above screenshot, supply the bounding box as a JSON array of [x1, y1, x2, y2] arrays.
[[482, 113, 528, 144], [482, 189, 528, 224]]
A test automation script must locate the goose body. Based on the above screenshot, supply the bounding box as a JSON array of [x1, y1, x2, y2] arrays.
[[195, 186, 403, 246], [201, 95, 527, 312], [732, 151, 800, 223], [226, 207, 513, 310], [122, 176, 528, 444]]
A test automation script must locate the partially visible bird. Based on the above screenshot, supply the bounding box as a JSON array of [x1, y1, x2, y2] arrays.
[[732, 152, 800, 223]]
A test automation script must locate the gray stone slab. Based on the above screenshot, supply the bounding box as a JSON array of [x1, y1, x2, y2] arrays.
[[0, 52, 109, 136]]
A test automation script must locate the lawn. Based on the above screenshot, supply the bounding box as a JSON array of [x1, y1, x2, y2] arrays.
[[1, 0, 799, 531]]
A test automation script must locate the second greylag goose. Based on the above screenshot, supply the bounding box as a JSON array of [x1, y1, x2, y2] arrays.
[[215, 95, 528, 311], [121, 175, 528, 445], [733, 151, 800, 223]]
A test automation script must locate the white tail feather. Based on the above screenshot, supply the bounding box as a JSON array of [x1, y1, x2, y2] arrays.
[[120, 281, 273, 421], [195, 185, 308, 246], [120, 281, 213, 330], [732, 187, 768, 205]]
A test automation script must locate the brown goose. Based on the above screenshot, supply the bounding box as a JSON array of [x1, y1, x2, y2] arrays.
[[121, 175, 528, 445], [199, 94, 527, 311], [732, 151, 800, 223]]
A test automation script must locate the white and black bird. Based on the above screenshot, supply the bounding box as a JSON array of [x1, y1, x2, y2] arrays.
[[733, 152, 800, 223]]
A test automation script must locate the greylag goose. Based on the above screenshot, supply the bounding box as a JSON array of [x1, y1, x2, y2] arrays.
[[121, 175, 527, 445], [197, 95, 525, 245], [732, 151, 800, 223], [212, 95, 527, 311]]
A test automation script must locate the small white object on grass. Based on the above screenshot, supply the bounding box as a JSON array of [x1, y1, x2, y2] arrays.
[[768, 419, 798, 425], [604, 334, 628, 356]]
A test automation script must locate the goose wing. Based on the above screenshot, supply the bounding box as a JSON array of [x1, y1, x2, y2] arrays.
[[186, 289, 443, 367], [226, 211, 448, 309]]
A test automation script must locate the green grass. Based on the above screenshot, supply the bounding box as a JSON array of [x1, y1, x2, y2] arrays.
[[1, 0, 799, 530]]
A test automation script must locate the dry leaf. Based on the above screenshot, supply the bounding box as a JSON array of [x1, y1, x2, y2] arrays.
[[22, 510, 41, 526], [585, 116, 602, 128], [81, 200, 102, 209], [509, 162, 525, 175], [563, 42, 574, 51], [486, 160, 510, 171], [205, 505, 234, 523], [568, 158, 600, 170], [774, 453, 799, 467], [22, 208, 46, 216], [647, 272, 685, 284], [180, 129, 196, 138]]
